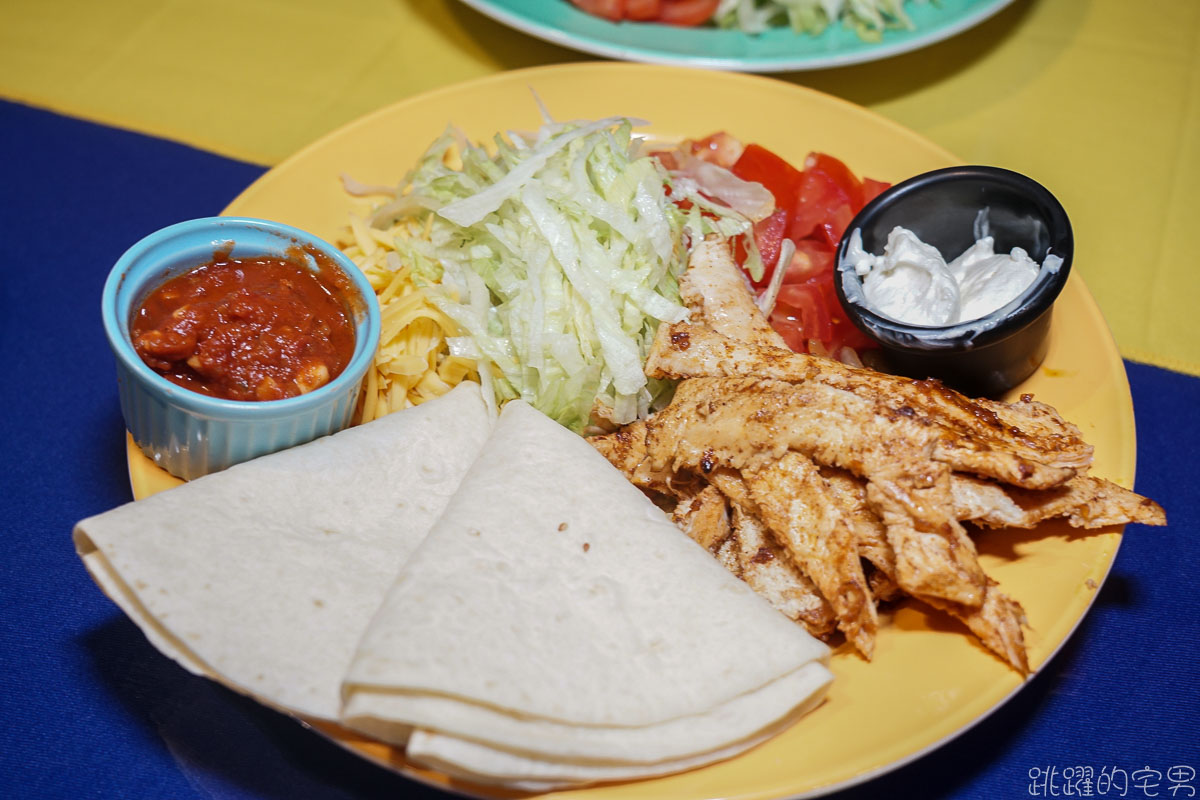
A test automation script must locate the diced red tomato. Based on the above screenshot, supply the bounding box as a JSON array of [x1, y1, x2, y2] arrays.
[[771, 282, 833, 351], [769, 270, 876, 355], [837, 319, 878, 353], [570, 0, 717, 26], [728, 146, 889, 356], [811, 270, 877, 352], [731, 144, 808, 287], [732, 144, 804, 222], [735, 208, 788, 287], [862, 177, 889, 206], [569, 0, 626, 22], [658, 0, 720, 25], [687, 131, 744, 169], [625, 0, 662, 20], [806, 153, 865, 208], [655, 131, 887, 358], [781, 240, 835, 284], [790, 168, 848, 241], [813, 204, 855, 250]]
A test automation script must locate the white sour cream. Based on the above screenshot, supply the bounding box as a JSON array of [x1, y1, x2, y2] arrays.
[[845, 225, 1060, 327]]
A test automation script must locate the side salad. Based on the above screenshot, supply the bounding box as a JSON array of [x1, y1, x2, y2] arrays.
[[569, 0, 917, 41], [342, 112, 886, 432]]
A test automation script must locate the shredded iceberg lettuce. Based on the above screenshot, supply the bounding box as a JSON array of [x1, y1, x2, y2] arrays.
[[375, 116, 752, 432]]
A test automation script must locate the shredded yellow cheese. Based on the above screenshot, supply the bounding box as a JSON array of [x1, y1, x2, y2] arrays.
[[340, 206, 477, 423]]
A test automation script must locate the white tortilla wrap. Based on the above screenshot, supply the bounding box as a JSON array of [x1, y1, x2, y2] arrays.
[[341, 400, 831, 774], [74, 382, 493, 721]]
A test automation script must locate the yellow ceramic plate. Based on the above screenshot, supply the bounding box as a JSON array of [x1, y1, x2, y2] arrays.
[[127, 63, 1136, 800]]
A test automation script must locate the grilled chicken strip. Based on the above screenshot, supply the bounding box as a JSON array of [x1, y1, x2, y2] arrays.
[[715, 503, 838, 641], [922, 582, 1030, 675], [709, 466, 885, 649], [672, 484, 732, 551], [673, 481, 839, 640], [594, 413, 1163, 539], [816, 467, 1031, 671], [644, 376, 989, 608], [656, 241, 1089, 472], [645, 320, 1091, 490], [678, 237, 789, 350], [593, 394, 1036, 671], [819, 466, 902, 602], [952, 474, 1166, 530], [865, 471, 988, 610], [594, 436, 840, 640], [590, 420, 676, 496], [742, 453, 878, 658]]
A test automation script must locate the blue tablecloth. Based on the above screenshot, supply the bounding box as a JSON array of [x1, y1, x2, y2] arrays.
[[2, 98, 1196, 800]]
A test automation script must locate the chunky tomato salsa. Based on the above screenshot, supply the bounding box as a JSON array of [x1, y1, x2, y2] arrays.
[[131, 248, 357, 401]]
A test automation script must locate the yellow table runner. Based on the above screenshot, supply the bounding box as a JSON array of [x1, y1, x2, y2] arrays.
[[3, 0, 1197, 375]]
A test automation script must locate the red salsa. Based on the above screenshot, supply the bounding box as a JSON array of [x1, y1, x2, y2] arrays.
[[131, 248, 357, 401]]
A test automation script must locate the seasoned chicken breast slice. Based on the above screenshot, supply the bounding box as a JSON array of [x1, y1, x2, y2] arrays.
[[952, 474, 1166, 530], [922, 581, 1030, 675], [646, 321, 1090, 489], [644, 376, 989, 608], [743, 453, 878, 659], [715, 503, 839, 641], [679, 237, 788, 351], [817, 467, 1030, 672], [672, 484, 732, 552]]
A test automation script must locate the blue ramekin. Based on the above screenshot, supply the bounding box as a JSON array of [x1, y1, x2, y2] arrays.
[[102, 217, 381, 480]]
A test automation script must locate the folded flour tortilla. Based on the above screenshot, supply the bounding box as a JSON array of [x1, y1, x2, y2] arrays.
[[74, 382, 492, 721], [341, 400, 832, 785], [344, 658, 830, 763], [401, 661, 832, 790], [401, 685, 812, 792]]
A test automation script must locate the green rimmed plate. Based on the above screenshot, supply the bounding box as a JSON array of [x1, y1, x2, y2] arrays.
[[457, 0, 1014, 72]]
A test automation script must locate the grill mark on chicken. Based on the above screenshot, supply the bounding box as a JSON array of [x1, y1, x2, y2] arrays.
[[815, 468, 1030, 671], [705, 470, 840, 638], [863, 476, 986, 609], [598, 416, 1164, 538], [657, 237, 1090, 465], [819, 466, 900, 600], [709, 467, 888, 643], [706, 467, 755, 510], [590, 420, 681, 497]]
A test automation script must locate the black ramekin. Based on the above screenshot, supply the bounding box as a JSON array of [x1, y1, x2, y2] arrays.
[[834, 165, 1073, 398]]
